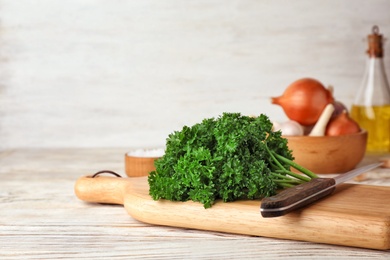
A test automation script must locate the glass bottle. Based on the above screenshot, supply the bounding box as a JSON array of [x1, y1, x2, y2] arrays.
[[351, 25, 390, 153]]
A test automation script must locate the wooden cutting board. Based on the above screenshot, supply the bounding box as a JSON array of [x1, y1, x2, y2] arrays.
[[74, 175, 390, 250]]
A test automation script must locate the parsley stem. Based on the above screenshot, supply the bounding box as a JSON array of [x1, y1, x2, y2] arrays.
[[273, 179, 303, 185], [264, 142, 287, 172], [270, 171, 290, 180], [272, 151, 318, 179], [276, 182, 295, 188], [274, 169, 311, 182], [270, 172, 305, 184]]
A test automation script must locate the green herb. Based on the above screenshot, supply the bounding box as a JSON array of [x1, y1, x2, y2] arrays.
[[148, 112, 317, 208]]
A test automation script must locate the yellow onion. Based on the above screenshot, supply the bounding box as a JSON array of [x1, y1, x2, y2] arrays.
[[325, 110, 361, 136], [271, 78, 334, 126]]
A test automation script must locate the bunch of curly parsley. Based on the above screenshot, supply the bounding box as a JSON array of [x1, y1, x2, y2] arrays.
[[148, 113, 317, 208]]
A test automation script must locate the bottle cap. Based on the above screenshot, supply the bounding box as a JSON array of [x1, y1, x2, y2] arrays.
[[367, 25, 384, 58]]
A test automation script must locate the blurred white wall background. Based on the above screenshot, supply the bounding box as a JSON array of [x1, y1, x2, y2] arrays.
[[0, 0, 389, 149]]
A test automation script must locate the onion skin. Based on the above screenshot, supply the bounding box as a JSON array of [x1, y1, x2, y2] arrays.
[[325, 110, 361, 136], [271, 78, 334, 126], [331, 100, 348, 119]]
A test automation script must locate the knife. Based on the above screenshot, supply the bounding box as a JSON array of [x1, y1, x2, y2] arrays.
[[260, 162, 383, 218]]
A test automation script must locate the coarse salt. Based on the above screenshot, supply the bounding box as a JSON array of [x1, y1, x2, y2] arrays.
[[126, 148, 165, 158]]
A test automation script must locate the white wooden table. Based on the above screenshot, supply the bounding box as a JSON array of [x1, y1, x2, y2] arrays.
[[1, 148, 390, 259]]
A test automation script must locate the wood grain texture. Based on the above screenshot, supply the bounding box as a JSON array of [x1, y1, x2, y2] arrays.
[[75, 175, 390, 250], [0, 1, 390, 149], [2, 148, 390, 259]]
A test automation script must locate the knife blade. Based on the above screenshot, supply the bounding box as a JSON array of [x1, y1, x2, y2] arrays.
[[260, 162, 383, 218]]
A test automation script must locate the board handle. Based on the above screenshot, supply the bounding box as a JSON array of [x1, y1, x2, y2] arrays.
[[260, 178, 336, 218], [74, 175, 130, 205]]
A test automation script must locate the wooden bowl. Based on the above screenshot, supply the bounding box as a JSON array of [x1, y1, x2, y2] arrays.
[[125, 149, 164, 177], [284, 130, 368, 174]]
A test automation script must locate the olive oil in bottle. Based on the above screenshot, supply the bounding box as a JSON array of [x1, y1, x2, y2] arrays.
[[350, 105, 390, 152], [351, 26, 390, 153]]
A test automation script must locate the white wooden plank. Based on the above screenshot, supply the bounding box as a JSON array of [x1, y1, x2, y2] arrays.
[[1, 148, 390, 259], [0, 1, 389, 148]]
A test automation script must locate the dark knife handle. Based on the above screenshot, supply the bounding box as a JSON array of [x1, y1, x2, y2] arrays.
[[260, 178, 336, 218]]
